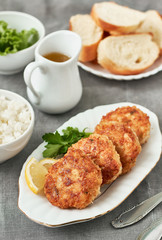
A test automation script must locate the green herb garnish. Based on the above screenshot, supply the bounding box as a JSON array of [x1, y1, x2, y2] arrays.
[[0, 20, 39, 55], [42, 127, 92, 158]]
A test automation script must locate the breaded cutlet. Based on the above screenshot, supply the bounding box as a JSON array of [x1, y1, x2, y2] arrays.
[[100, 106, 150, 144], [44, 148, 102, 209], [70, 133, 122, 184], [95, 122, 141, 174]]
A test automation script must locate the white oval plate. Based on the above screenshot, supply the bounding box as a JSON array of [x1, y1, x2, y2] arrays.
[[78, 56, 162, 81], [18, 102, 162, 227]]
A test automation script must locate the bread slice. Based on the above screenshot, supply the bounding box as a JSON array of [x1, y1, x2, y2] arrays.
[[91, 2, 145, 33], [136, 10, 162, 54], [69, 14, 103, 62], [97, 33, 159, 75]]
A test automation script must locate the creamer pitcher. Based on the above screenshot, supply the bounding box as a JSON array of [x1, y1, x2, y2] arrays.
[[24, 30, 82, 114]]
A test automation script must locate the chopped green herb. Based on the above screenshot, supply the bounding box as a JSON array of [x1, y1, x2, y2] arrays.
[[0, 20, 39, 55], [42, 127, 92, 158]]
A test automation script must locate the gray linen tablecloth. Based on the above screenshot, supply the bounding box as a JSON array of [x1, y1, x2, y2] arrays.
[[0, 0, 162, 239]]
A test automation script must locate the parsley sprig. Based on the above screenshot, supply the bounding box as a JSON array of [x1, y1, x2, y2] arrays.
[[42, 127, 91, 158]]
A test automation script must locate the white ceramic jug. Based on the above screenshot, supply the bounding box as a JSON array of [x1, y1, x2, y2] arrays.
[[24, 30, 82, 114]]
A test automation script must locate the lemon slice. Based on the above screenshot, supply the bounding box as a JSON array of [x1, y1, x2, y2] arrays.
[[39, 158, 58, 171], [25, 157, 58, 194], [25, 157, 48, 194]]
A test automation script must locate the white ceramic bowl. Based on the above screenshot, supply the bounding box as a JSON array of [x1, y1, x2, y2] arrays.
[[0, 89, 35, 164], [0, 11, 45, 75]]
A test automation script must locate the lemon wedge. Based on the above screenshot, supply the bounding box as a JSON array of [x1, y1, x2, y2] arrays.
[[39, 158, 58, 171], [25, 157, 57, 194]]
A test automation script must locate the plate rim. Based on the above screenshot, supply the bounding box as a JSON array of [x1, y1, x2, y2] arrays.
[[78, 58, 162, 81], [18, 102, 162, 228], [18, 159, 161, 228]]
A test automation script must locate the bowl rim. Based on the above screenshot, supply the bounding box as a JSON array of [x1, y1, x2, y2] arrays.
[[0, 89, 35, 148], [0, 11, 45, 56]]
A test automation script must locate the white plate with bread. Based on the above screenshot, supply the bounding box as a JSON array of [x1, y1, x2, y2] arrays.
[[78, 56, 162, 80], [70, 2, 162, 80], [18, 102, 162, 227]]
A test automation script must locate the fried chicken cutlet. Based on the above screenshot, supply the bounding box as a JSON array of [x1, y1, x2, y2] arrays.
[[70, 133, 122, 184], [95, 122, 141, 174], [44, 149, 102, 209], [99, 106, 150, 144]]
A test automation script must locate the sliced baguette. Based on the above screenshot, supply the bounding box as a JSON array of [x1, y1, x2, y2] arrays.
[[97, 33, 159, 75], [91, 2, 145, 33], [136, 10, 162, 54], [69, 14, 103, 62]]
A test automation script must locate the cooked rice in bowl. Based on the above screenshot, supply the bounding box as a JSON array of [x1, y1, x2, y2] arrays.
[[0, 95, 31, 144]]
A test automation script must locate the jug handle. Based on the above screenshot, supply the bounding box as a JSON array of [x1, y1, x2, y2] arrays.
[[24, 62, 45, 105]]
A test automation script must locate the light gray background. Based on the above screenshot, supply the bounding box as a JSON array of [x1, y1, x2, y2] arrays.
[[0, 1, 162, 239]]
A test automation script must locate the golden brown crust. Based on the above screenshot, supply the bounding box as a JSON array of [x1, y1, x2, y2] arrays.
[[98, 55, 159, 75], [97, 33, 160, 75], [95, 122, 141, 174], [44, 149, 102, 209], [91, 3, 140, 33], [154, 12, 162, 55], [78, 39, 102, 62], [100, 106, 151, 144], [69, 18, 103, 62], [109, 31, 123, 36], [70, 133, 122, 184]]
